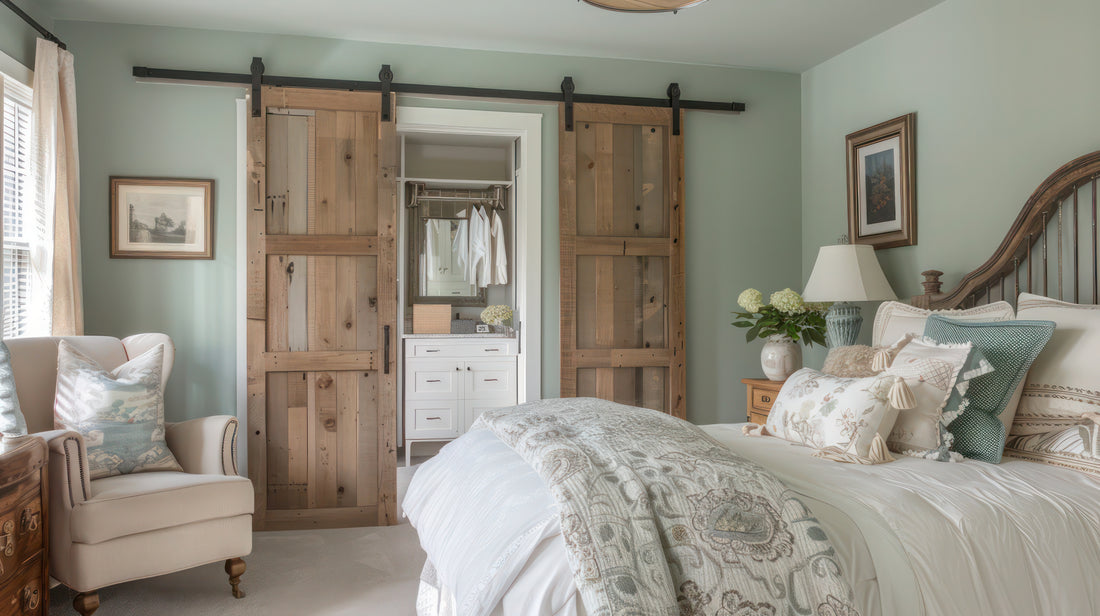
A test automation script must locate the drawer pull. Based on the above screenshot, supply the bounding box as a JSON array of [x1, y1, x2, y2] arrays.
[[426, 416, 442, 421], [761, 395, 771, 403], [0, 520, 13, 556], [20, 508, 40, 534], [425, 349, 441, 353], [484, 378, 499, 382], [484, 348, 500, 352], [426, 379, 441, 383], [22, 586, 39, 611]]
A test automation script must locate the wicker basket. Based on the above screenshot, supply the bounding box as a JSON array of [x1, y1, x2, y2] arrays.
[[412, 304, 451, 334]]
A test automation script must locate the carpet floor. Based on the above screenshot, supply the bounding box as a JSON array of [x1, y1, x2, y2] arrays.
[[49, 465, 426, 616]]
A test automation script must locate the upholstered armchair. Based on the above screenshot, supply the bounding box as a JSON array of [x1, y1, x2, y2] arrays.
[[6, 334, 253, 616]]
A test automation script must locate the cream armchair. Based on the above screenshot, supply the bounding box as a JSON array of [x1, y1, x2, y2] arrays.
[[7, 334, 253, 616]]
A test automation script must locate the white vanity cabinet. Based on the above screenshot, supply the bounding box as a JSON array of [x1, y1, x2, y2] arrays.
[[404, 337, 518, 464]]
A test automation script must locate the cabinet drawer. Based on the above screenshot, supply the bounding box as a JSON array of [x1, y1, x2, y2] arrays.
[[408, 340, 517, 358], [406, 360, 461, 400], [748, 411, 770, 426], [406, 401, 462, 439], [465, 360, 517, 399], [751, 388, 779, 412], [0, 481, 42, 588], [465, 399, 519, 432], [0, 554, 43, 616]]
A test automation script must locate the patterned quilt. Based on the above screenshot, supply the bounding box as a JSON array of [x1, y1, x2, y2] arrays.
[[475, 398, 858, 616]]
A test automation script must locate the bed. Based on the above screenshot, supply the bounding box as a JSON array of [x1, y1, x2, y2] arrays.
[[405, 152, 1100, 616]]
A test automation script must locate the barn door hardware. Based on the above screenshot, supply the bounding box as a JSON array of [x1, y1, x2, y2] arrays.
[[668, 82, 681, 136], [133, 59, 748, 121], [380, 64, 394, 122], [562, 76, 576, 132], [250, 57, 264, 117]]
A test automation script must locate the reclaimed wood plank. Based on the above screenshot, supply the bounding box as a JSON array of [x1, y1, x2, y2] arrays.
[[315, 110, 337, 235], [335, 111, 357, 235], [355, 112, 379, 235], [266, 113, 289, 235], [265, 372, 289, 509]]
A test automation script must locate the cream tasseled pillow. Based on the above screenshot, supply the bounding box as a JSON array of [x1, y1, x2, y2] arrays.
[[822, 335, 916, 379]]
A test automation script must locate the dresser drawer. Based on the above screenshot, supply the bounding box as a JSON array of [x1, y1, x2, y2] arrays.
[[406, 360, 461, 400], [406, 400, 462, 440], [0, 554, 43, 616], [751, 388, 779, 412], [465, 360, 518, 400], [408, 340, 517, 358], [0, 483, 42, 589]]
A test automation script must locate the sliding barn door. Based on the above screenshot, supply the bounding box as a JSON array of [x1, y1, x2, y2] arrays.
[[559, 104, 686, 418], [247, 88, 398, 530]]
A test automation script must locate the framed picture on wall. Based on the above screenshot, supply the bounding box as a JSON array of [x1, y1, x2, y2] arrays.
[[110, 177, 214, 259], [845, 113, 916, 250]]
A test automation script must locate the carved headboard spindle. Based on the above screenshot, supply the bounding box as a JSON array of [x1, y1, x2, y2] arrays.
[[911, 152, 1100, 310]]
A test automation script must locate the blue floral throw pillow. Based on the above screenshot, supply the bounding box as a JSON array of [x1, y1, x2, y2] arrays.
[[54, 341, 182, 479], [924, 315, 1055, 463], [0, 340, 28, 437]]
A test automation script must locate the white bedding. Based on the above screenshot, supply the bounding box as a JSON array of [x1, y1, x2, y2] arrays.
[[405, 423, 1100, 616]]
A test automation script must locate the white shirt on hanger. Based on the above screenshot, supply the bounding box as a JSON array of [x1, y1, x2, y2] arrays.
[[468, 205, 492, 288], [490, 209, 508, 285]]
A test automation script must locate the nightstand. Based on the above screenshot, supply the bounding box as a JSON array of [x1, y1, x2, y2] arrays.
[[741, 378, 785, 425]]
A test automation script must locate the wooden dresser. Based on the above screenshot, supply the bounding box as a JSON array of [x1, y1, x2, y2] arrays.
[[0, 437, 47, 616], [741, 378, 785, 425]]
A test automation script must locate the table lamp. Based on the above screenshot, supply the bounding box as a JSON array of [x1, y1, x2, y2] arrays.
[[802, 244, 897, 347]]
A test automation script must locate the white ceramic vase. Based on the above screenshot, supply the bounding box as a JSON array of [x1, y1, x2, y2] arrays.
[[760, 334, 802, 381]]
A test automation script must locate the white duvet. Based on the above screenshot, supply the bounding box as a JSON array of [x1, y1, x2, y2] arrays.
[[404, 424, 1100, 616]]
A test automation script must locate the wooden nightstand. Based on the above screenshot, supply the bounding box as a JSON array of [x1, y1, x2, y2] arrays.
[[0, 436, 47, 616], [742, 378, 785, 425]]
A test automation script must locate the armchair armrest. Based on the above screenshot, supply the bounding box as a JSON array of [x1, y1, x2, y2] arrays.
[[166, 416, 240, 476], [37, 429, 91, 507]]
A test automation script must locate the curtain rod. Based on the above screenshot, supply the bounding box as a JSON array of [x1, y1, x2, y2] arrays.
[[0, 0, 66, 50], [132, 59, 746, 135]]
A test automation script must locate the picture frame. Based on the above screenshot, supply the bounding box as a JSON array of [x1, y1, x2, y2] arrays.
[[845, 113, 916, 250], [110, 177, 214, 259]]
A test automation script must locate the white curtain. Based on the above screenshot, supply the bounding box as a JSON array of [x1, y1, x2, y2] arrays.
[[31, 38, 83, 336]]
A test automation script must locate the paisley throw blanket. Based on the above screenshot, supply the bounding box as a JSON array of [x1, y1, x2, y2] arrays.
[[474, 398, 858, 616]]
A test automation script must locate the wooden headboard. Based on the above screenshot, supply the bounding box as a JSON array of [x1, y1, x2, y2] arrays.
[[912, 151, 1100, 310]]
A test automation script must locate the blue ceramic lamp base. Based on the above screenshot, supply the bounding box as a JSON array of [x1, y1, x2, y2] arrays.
[[825, 301, 863, 348]]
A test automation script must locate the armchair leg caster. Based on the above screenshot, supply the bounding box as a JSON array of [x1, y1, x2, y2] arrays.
[[74, 591, 100, 616], [225, 557, 246, 598]]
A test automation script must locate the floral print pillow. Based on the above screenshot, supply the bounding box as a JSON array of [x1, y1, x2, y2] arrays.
[[765, 368, 901, 464]]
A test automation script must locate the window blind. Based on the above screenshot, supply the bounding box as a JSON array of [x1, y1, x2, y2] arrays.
[[1, 72, 40, 338]]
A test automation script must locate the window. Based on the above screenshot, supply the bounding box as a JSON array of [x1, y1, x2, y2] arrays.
[[2, 71, 45, 338]]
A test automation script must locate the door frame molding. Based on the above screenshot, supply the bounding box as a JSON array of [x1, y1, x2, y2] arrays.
[[395, 106, 543, 403]]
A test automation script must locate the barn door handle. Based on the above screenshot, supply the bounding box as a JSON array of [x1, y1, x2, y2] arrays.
[[384, 325, 391, 375]]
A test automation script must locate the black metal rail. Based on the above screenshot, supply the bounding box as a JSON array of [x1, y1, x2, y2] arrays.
[[1, 0, 65, 49], [133, 59, 746, 135]]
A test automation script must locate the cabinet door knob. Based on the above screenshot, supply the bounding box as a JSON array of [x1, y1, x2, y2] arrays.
[[20, 508, 40, 533], [0, 519, 14, 557], [22, 586, 39, 611], [466, 366, 471, 371]]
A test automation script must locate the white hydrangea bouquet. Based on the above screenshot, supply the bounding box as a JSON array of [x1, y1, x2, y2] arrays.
[[732, 288, 829, 346], [480, 305, 513, 326]]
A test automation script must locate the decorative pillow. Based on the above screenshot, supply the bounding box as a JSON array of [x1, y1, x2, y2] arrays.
[[872, 300, 1015, 347], [923, 315, 1055, 464], [54, 341, 182, 479], [821, 335, 914, 379], [883, 336, 991, 462], [764, 368, 905, 464], [1002, 293, 1100, 476], [0, 341, 27, 437]]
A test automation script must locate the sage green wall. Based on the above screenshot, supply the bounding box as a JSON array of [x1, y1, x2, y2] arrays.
[[0, 0, 51, 68], [55, 20, 803, 425], [801, 0, 1100, 365]]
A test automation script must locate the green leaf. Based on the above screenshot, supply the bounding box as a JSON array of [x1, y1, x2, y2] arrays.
[[746, 323, 763, 342], [732, 321, 753, 328]]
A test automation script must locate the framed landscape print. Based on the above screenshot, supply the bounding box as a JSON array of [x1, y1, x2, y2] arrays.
[[846, 113, 916, 249], [110, 177, 214, 259]]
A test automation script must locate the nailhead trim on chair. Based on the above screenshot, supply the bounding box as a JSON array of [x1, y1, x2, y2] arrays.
[[63, 436, 88, 507], [221, 420, 239, 476]]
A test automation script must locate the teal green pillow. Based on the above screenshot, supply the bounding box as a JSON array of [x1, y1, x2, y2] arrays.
[[0, 340, 28, 437], [924, 315, 1055, 463]]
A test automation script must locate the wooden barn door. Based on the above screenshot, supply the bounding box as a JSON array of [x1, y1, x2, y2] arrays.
[[247, 88, 398, 530], [559, 104, 686, 419]]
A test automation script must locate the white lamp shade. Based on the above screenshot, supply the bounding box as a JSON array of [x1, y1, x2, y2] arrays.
[[802, 244, 897, 302]]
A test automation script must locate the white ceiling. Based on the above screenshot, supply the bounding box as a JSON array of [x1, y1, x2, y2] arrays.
[[43, 0, 944, 73]]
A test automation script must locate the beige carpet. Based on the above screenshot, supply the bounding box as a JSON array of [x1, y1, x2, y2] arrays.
[[49, 465, 426, 616]]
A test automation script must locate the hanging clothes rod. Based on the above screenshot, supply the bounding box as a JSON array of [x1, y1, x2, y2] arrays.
[[0, 0, 66, 49], [132, 59, 745, 135], [407, 184, 505, 209]]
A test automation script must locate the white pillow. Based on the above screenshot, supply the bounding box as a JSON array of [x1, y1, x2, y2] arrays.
[[872, 300, 1015, 347], [54, 341, 182, 479], [884, 336, 989, 461], [765, 368, 902, 464], [1013, 293, 1100, 433]]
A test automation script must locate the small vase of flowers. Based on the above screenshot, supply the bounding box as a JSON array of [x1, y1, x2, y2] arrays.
[[480, 305, 514, 334], [733, 288, 829, 381]]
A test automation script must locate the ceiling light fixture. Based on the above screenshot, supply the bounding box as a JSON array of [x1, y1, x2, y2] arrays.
[[580, 0, 708, 14]]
